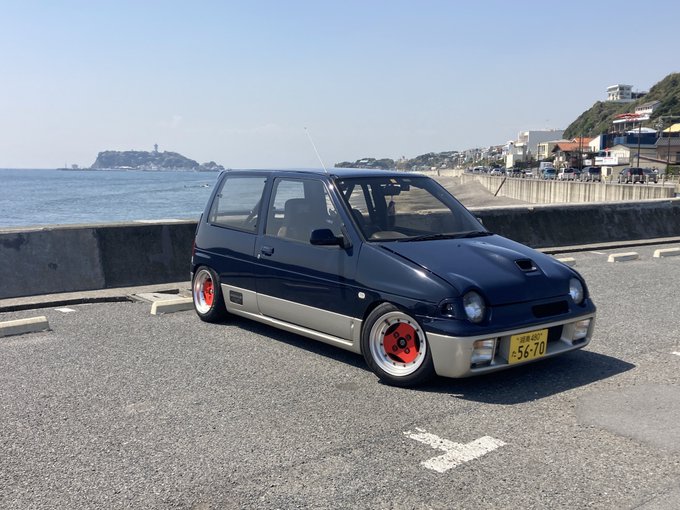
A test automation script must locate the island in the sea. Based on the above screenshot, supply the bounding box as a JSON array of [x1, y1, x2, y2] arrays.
[[88, 145, 224, 172]]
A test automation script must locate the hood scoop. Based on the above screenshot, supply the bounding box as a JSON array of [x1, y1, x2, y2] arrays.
[[515, 259, 537, 272]]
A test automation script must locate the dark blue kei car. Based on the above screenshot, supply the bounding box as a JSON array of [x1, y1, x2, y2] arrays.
[[191, 169, 596, 387]]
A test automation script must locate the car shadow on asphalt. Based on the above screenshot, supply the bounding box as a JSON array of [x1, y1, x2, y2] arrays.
[[223, 317, 634, 402], [225, 315, 368, 370], [419, 350, 635, 404]]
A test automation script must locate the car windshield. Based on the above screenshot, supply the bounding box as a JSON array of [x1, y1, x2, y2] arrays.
[[334, 175, 486, 242]]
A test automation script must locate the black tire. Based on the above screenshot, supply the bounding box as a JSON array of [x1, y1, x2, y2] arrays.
[[361, 303, 435, 387], [192, 266, 228, 323]]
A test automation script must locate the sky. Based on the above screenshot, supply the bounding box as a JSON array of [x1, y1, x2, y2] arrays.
[[1, 0, 679, 169]]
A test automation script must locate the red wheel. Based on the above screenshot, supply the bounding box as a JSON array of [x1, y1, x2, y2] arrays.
[[202, 279, 214, 307], [192, 266, 227, 322], [361, 303, 434, 387]]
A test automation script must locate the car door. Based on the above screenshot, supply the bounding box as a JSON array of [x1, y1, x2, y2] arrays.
[[254, 176, 361, 340], [197, 172, 269, 315]]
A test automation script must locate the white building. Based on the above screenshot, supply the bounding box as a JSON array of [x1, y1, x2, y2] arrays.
[[588, 135, 603, 153], [516, 130, 565, 159], [634, 100, 661, 116], [607, 84, 633, 102]]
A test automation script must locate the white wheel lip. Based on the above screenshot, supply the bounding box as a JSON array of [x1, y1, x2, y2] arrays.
[[193, 269, 214, 314], [368, 311, 427, 377]]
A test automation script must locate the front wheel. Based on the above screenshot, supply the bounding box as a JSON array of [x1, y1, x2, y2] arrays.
[[192, 266, 228, 322], [361, 303, 435, 387]]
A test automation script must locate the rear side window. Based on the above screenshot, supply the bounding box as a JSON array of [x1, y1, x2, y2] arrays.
[[209, 175, 267, 232], [265, 178, 342, 242]]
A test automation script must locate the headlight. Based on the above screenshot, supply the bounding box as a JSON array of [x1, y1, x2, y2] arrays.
[[463, 291, 486, 323], [569, 278, 584, 304]]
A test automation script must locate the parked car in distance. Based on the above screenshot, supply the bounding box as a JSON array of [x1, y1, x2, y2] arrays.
[[542, 167, 557, 180], [642, 168, 658, 184], [489, 168, 504, 176], [191, 168, 596, 387], [580, 166, 602, 182], [509, 168, 525, 178], [618, 167, 645, 184], [558, 168, 578, 181]]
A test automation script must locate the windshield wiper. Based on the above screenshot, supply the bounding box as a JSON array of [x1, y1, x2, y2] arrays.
[[458, 230, 493, 238], [398, 231, 493, 242]]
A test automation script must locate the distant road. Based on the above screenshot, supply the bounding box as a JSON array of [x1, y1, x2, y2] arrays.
[[434, 175, 529, 207]]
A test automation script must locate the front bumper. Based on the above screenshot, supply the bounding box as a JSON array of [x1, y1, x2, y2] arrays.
[[427, 314, 596, 378]]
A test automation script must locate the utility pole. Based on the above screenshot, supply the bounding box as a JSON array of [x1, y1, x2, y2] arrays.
[[668, 121, 672, 173], [636, 121, 642, 167]]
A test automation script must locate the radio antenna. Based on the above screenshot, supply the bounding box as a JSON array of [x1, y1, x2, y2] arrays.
[[304, 127, 328, 173]]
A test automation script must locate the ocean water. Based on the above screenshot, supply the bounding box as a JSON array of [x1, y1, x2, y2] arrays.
[[0, 168, 220, 228]]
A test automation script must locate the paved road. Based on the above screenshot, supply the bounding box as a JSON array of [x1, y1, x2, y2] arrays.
[[1, 244, 679, 509]]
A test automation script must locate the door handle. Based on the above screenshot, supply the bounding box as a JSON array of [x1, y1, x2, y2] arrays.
[[261, 246, 274, 256]]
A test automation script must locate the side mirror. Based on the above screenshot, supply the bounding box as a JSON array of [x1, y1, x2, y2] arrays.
[[310, 228, 348, 248]]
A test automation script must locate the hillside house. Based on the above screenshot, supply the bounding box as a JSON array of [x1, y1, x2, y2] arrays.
[[551, 138, 594, 168]]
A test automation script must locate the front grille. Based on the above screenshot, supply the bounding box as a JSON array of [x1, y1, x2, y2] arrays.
[[532, 301, 568, 318]]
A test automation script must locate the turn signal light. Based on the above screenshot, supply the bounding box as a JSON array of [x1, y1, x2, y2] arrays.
[[471, 339, 496, 366], [572, 319, 591, 342]]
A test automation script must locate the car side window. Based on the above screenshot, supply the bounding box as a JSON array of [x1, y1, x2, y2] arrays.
[[265, 178, 342, 243], [209, 176, 267, 232]]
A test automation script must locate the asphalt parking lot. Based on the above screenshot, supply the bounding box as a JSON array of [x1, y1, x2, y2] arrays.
[[1, 244, 680, 509]]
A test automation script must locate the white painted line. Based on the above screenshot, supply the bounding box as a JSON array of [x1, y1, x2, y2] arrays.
[[653, 248, 680, 258], [590, 251, 606, 255], [54, 307, 76, 313], [607, 252, 640, 263], [672, 352, 680, 357], [557, 257, 576, 267], [0, 316, 50, 338], [150, 297, 193, 315], [404, 428, 506, 473]]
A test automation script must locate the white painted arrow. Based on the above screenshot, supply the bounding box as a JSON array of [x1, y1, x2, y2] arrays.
[[404, 428, 506, 473]]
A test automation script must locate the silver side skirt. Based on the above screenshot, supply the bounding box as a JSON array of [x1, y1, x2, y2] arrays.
[[221, 284, 363, 354]]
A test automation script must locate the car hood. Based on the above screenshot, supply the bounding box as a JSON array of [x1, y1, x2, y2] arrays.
[[380, 235, 573, 306]]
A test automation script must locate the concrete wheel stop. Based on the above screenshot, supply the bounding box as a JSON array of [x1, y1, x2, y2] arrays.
[[0, 316, 51, 337]]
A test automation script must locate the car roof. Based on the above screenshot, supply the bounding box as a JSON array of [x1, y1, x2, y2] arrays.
[[221, 168, 425, 179]]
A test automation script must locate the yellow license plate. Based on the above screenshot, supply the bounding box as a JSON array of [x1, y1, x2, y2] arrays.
[[508, 329, 548, 364]]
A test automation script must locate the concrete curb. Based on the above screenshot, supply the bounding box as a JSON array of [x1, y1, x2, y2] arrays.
[[150, 297, 194, 315], [653, 247, 680, 258], [0, 316, 50, 337], [538, 236, 680, 255], [608, 252, 640, 263], [0, 282, 190, 313]]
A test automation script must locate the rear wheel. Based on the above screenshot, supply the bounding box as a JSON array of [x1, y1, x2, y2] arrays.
[[361, 303, 434, 387], [192, 266, 228, 322]]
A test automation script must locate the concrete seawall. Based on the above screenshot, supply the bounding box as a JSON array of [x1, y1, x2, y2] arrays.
[[471, 199, 680, 248], [2, 199, 680, 299], [0, 221, 196, 299], [462, 174, 675, 203]]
